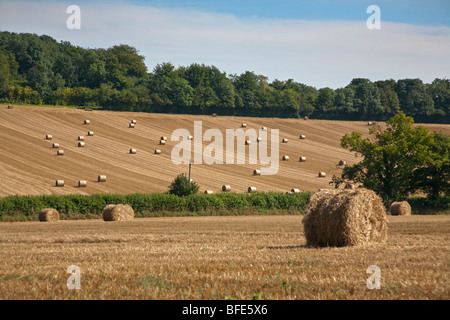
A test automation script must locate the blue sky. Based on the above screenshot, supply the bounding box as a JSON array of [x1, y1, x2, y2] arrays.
[[0, 0, 449, 89]]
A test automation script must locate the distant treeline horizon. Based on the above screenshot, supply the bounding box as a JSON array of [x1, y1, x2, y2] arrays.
[[0, 31, 449, 123]]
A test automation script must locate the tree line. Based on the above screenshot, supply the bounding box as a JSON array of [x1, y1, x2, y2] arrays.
[[0, 31, 449, 123]]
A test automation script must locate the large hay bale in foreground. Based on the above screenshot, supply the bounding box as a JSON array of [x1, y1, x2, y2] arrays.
[[39, 208, 59, 222], [389, 201, 411, 216], [302, 188, 387, 247], [102, 204, 135, 221]]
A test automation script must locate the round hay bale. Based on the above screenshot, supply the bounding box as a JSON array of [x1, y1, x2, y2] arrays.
[[187, 135, 193, 140], [299, 135, 306, 140], [7, 105, 13, 109], [212, 113, 217, 117], [78, 142, 85, 147], [57, 150, 64, 156], [338, 160, 347, 166], [302, 188, 388, 247], [222, 185, 231, 192], [204, 190, 214, 195], [282, 156, 289, 161], [129, 148, 137, 154], [154, 149, 161, 154], [261, 126, 267, 131], [248, 186, 257, 193], [87, 131, 94, 136], [368, 122, 373, 126], [245, 140, 251, 145], [161, 136, 168, 141], [160, 140, 166, 145], [78, 180, 87, 188], [344, 182, 354, 190], [299, 157, 307, 162], [55, 180, 64, 187], [52, 143, 60, 148], [257, 137, 262, 143], [241, 123, 247, 128], [304, 116, 309, 120], [84, 120, 90, 125], [291, 188, 300, 194], [39, 208, 59, 222], [98, 175, 107, 182], [129, 123, 135, 128], [282, 139, 288, 143], [131, 120, 137, 124], [318, 172, 326, 178], [389, 201, 411, 216], [78, 136, 85, 141], [46, 134, 53, 140], [253, 169, 261, 176], [102, 204, 135, 221]]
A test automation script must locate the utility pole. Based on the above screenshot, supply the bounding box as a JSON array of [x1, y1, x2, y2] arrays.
[[188, 158, 192, 184]]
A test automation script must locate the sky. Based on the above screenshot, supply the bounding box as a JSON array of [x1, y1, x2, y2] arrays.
[[0, 0, 449, 89]]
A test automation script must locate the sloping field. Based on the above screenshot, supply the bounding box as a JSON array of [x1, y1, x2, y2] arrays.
[[1, 105, 449, 197]]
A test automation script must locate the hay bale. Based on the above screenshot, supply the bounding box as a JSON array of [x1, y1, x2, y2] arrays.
[[129, 148, 137, 154], [78, 142, 85, 147], [299, 157, 307, 162], [338, 160, 347, 166], [389, 201, 411, 216], [160, 140, 166, 145], [87, 131, 94, 136], [84, 108, 93, 111], [261, 126, 267, 131], [129, 123, 135, 128], [78, 180, 87, 188], [84, 120, 90, 125], [46, 134, 53, 140], [222, 185, 231, 192], [291, 188, 300, 194], [131, 120, 137, 124], [241, 123, 247, 128], [302, 188, 388, 247], [39, 208, 59, 222], [212, 113, 217, 117], [52, 143, 60, 148], [187, 135, 193, 140], [161, 136, 168, 141], [204, 190, 214, 195], [304, 116, 309, 120], [55, 180, 64, 187], [248, 186, 257, 193], [344, 182, 354, 190], [7, 105, 13, 109], [299, 135, 306, 140], [57, 150, 64, 156], [253, 169, 261, 176], [245, 140, 251, 145], [282, 139, 288, 143], [318, 172, 326, 178], [368, 122, 373, 126], [257, 137, 262, 143], [154, 149, 161, 154], [102, 204, 135, 221], [98, 175, 107, 182], [78, 136, 85, 141], [282, 155, 289, 161]]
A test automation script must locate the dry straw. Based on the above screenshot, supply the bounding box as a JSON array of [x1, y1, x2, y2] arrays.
[[245, 140, 251, 145], [98, 175, 107, 182], [282, 156, 289, 161], [84, 120, 90, 125], [300, 135, 306, 140], [57, 150, 64, 156], [154, 149, 161, 154], [253, 169, 261, 176], [161, 136, 168, 141], [257, 137, 262, 143], [38, 208, 59, 222], [129, 123, 135, 128], [338, 160, 347, 166], [318, 172, 326, 177], [129, 148, 137, 154], [131, 120, 137, 124], [291, 188, 300, 194], [248, 186, 257, 193], [46, 134, 52, 140], [78, 142, 85, 147], [204, 190, 214, 195], [7, 105, 13, 109], [55, 180, 64, 187], [78, 136, 84, 141], [222, 185, 231, 192], [88, 131, 94, 136], [241, 123, 247, 128], [299, 157, 307, 162], [302, 188, 388, 247], [52, 143, 60, 148], [282, 139, 288, 143], [304, 116, 309, 120], [389, 201, 411, 216], [102, 204, 135, 221], [160, 140, 166, 145], [78, 180, 87, 188], [344, 182, 354, 190]]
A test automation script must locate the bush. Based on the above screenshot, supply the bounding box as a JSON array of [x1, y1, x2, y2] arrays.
[[168, 173, 199, 197]]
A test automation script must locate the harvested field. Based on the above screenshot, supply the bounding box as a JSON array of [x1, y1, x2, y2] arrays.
[[0, 215, 448, 300], [1, 105, 448, 197]]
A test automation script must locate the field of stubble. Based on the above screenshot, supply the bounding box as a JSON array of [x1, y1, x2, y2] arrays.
[[0, 215, 448, 300]]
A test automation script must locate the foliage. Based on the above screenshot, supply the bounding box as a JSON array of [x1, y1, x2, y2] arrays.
[[168, 173, 200, 197]]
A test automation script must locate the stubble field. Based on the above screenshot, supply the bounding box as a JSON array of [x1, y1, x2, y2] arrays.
[[0, 214, 448, 300]]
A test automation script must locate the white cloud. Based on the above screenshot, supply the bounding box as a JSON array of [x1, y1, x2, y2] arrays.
[[1, 1, 449, 88]]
